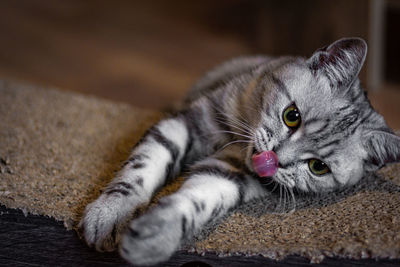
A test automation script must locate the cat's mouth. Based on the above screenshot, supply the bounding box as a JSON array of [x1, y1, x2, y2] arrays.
[[251, 150, 279, 177], [248, 145, 296, 189]]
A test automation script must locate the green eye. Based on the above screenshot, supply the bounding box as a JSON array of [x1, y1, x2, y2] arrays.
[[308, 159, 330, 175], [283, 104, 301, 129]]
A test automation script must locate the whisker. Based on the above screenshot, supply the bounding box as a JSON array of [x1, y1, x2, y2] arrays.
[[260, 180, 274, 186], [240, 145, 252, 153], [218, 112, 253, 129], [284, 186, 288, 213], [227, 116, 254, 133], [211, 130, 253, 139], [211, 104, 255, 135], [283, 186, 287, 213], [271, 181, 279, 193], [288, 187, 296, 213], [215, 139, 253, 154], [214, 121, 252, 139], [214, 117, 254, 136], [279, 186, 282, 207], [286, 187, 291, 213]]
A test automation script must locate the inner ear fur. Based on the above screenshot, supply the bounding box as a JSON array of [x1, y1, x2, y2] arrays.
[[363, 130, 400, 169], [308, 38, 367, 88]]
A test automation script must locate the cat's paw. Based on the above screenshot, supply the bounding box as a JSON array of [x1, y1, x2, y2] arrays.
[[78, 195, 129, 252], [119, 203, 183, 266]]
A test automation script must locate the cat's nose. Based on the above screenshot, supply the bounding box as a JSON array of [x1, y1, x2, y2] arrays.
[[252, 150, 279, 177]]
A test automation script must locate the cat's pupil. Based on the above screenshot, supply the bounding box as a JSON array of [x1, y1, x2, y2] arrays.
[[287, 110, 300, 122], [313, 160, 326, 171]]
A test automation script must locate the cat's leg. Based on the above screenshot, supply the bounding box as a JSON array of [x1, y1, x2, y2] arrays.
[[79, 115, 190, 251], [119, 152, 266, 265]]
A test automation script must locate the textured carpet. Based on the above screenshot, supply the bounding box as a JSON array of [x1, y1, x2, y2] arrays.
[[1, 80, 400, 263]]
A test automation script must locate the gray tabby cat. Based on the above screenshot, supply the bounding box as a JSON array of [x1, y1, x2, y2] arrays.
[[79, 38, 400, 265]]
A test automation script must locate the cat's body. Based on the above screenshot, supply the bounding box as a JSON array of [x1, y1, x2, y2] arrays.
[[79, 38, 400, 265]]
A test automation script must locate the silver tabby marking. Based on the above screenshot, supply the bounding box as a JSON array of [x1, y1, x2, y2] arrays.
[[79, 38, 400, 265]]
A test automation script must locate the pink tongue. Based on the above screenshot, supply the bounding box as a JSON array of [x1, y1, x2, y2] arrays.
[[252, 151, 279, 177]]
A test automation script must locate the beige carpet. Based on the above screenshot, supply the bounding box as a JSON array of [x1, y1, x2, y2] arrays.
[[1, 80, 400, 263]]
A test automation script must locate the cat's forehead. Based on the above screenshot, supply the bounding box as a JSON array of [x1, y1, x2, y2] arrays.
[[274, 60, 329, 93], [273, 60, 347, 116]]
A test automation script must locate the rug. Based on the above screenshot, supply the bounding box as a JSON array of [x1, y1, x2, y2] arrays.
[[1, 80, 399, 263]]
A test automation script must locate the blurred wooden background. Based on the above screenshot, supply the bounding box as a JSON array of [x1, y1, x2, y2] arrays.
[[0, 0, 399, 128]]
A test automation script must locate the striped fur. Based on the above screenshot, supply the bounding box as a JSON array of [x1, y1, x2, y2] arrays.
[[79, 38, 400, 265]]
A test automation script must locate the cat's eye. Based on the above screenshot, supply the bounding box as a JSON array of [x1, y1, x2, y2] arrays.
[[283, 104, 301, 129], [308, 159, 330, 175]]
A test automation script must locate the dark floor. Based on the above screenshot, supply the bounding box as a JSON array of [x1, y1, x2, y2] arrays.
[[1, 205, 400, 267]]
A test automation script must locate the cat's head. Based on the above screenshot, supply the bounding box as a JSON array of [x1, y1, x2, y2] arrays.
[[246, 38, 400, 193]]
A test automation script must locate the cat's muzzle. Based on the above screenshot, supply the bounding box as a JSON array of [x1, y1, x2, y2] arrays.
[[252, 150, 279, 177]]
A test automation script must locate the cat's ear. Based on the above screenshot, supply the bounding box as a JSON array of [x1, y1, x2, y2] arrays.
[[308, 38, 367, 88], [363, 130, 400, 170]]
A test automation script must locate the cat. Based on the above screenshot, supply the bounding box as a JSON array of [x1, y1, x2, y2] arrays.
[[79, 38, 400, 266]]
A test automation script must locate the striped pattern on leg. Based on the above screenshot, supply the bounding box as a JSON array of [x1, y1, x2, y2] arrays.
[[120, 156, 266, 265], [79, 115, 190, 251]]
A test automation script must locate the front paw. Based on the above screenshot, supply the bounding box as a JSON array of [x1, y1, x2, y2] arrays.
[[78, 195, 128, 252], [119, 205, 183, 266]]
